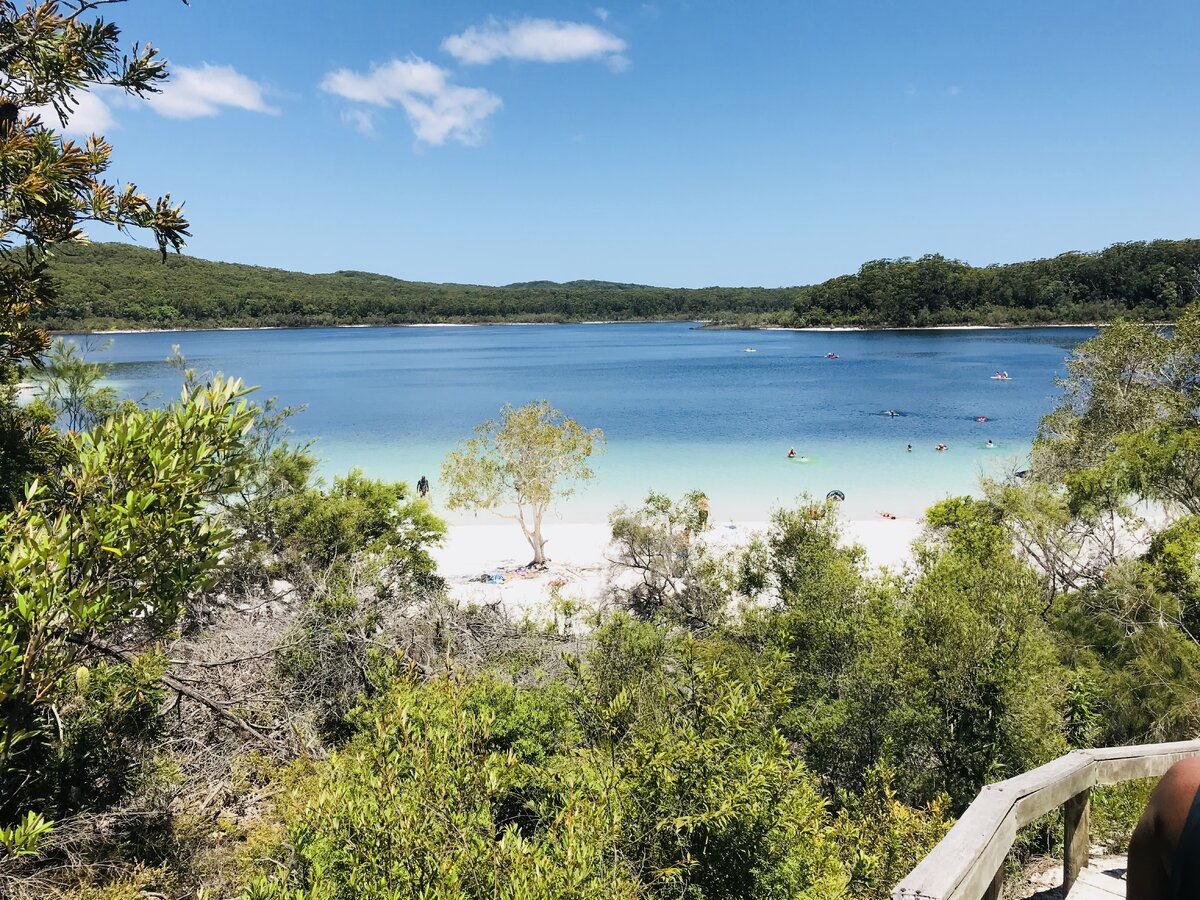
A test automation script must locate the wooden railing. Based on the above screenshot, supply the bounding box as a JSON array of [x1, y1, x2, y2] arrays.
[[891, 739, 1200, 900]]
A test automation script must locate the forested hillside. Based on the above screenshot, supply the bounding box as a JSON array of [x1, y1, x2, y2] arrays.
[[790, 239, 1200, 326], [35, 238, 1200, 331], [38, 243, 800, 328]]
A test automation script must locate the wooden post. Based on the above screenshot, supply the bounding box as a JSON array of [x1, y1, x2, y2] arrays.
[[1063, 788, 1091, 893], [981, 861, 1005, 900]]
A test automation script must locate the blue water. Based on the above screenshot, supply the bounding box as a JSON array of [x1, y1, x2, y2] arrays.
[[68, 323, 1095, 522]]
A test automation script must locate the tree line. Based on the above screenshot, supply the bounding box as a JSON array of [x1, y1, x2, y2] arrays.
[[36, 242, 800, 329], [790, 240, 1200, 327], [33, 237, 1200, 332]]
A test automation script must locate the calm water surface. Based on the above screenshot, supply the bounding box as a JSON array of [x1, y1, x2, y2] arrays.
[[71, 323, 1095, 522]]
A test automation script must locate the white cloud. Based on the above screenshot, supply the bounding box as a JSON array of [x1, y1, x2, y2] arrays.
[[342, 108, 376, 136], [32, 88, 116, 136], [594, 7, 610, 21], [442, 18, 627, 67], [321, 57, 502, 146], [145, 63, 278, 118]]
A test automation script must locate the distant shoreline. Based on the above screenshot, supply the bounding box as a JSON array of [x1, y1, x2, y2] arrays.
[[53, 319, 1118, 336]]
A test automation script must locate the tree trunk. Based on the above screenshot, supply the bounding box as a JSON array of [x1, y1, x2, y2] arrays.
[[530, 505, 547, 566]]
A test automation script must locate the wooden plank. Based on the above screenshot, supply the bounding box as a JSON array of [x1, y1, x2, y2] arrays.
[[1010, 754, 1096, 825], [980, 862, 1004, 900], [1086, 739, 1200, 761], [1088, 739, 1200, 785], [1092, 748, 1200, 785], [895, 789, 1013, 900], [1063, 789, 1090, 893], [1066, 867, 1124, 899], [946, 816, 1016, 900]]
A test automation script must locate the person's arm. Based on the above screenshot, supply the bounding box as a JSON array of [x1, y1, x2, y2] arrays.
[[1127, 759, 1200, 900], [1128, 804, 1168, 900]]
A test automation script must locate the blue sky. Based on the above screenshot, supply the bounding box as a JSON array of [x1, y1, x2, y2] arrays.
[[67, 0, 1200, 287]]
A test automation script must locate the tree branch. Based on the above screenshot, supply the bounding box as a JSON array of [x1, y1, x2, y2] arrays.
[[67, 634, 274, 745]]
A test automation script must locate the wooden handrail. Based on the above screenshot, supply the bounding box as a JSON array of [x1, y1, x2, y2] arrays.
[[892, 739, 1200, 900]]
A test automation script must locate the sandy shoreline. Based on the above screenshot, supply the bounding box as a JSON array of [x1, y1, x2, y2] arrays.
[[761, 323, 1110, 332], [60, 320, 1119, 336], [431, 517, 921, 620]]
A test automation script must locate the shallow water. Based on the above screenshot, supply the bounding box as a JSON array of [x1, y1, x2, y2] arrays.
[[71, 323, 1095, 522]]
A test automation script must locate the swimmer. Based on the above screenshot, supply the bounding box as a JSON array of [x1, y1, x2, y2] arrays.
[[986, 440, 994, 448], [906, 444, 913, 452]]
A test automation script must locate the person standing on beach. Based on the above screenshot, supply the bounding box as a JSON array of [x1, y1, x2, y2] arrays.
[[417, 475, 430, 498], [698, 493, 711, 530]]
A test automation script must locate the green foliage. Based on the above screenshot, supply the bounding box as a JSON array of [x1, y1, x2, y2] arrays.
[[573, 625, 849, 899], [256, 623, 854, 900], [608, 490, 733, 627], [1050, 560, 1200, 743], [27, 338, 126, 433], [1010, 302, 1200, 746], [0, 809, 53, 858], [789, 241, 1200, 328], [39, 654, 169, 819], [895, 516, 1067, 805], [0, 376, 257, 815], [443, 400, 603, 565], [745, 498, 1067, 812], [268, 471, 448, 740], [0, 382, 59, 509], [37, 242, 800, 330], [249, 675, 643, 900], [1034, 305, 1200, 513], [1090, 777, 1157, 852], [830, 760, 951, 900], [1145, 515, 1200, 630], [273, 468, 446, 579]]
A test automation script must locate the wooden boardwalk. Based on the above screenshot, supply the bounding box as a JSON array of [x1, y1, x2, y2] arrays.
[[1065, 860, 1124, 899], [892, 740, 1200, 900]]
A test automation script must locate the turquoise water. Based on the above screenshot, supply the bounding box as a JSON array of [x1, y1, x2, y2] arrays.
[[73, 323, 1095, 522]]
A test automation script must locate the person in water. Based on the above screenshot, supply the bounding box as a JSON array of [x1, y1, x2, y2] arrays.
[[417, 475, 430, 498], [986, 440, 994, 448], [788, 447, 796, 458], [936, 443, 947, 452], [1128, 757, 1200, 898], [906, 444, 913, 452]]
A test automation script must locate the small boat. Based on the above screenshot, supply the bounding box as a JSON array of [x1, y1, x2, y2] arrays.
[[744, 348, 757, 353], [826, 353, 839, 359]]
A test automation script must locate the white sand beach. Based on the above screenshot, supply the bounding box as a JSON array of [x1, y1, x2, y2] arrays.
[[431, 517, 922, 621]]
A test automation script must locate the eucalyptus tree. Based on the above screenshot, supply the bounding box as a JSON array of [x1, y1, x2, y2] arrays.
[[442, 400, 604, 566]]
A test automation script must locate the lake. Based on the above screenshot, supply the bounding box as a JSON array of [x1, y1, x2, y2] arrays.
[[70, 323, 1096, 523]]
